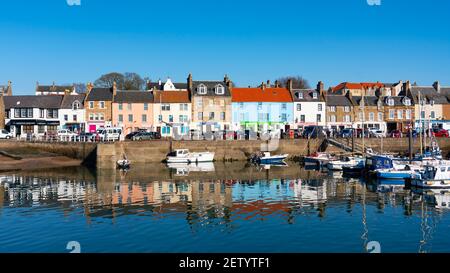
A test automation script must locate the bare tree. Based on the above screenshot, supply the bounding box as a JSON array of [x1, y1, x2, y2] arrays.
[[94, 72, 125, 89], [275, 76, 310, 89], [73, 83, 86, 93], [123, 72, 145, 90]]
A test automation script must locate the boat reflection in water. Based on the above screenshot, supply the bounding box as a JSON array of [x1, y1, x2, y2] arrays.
[[1, 163, 450, 253], [167, 162, 216, 176]]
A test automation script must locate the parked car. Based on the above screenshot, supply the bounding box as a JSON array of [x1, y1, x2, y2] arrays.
[[433, 128, 449, 138], [77, 132, 95, 142], [406, 129, 420, 138], [125, 131, 141, 140], [0, 129, 13, 139], [97, 127, 122, 141], [339, 128, 354, 138], [390, 130, 403, 138], [368, 129, 385, 138], [132, 132, 160, 141], [57, 129, 77, 140]]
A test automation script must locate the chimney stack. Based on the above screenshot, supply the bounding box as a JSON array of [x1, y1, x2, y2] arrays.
[[275, 80, 280, 88], [187, 73, 193, 92], [261, 82, 266, 90], [287, 79, 293, 92], [267, 80, 271, 87], [433, 81, 441, 93], [317, 81, 324, 93], [6, 81, 12, 96], [113, 81, 117, 97]]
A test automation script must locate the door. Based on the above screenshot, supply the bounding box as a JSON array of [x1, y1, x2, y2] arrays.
[[89, 125, 96, 133], [16, 125, 21, 137]]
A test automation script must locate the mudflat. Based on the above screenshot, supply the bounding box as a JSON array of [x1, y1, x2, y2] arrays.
[[0, 154, 82, 172]]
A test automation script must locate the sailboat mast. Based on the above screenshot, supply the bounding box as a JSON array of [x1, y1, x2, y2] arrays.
[[419, 91, 423, 155]]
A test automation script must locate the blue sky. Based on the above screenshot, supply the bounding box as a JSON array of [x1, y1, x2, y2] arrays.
[[1, 0, 449, 95]]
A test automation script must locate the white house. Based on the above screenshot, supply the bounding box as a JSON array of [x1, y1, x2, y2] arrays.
[[290, 82, 327, 129], [3, 95, 63, 138], [59, 94, 86, 133]]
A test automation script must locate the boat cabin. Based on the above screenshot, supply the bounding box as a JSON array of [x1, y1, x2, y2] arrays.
[[168, 149, 190, 157], [365, 155, 394, 171]]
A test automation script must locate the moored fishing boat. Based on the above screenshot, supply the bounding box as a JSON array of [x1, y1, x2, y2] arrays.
[[327, 156, 365, 171], [166, 149, 215, 163], [251, 152, 288, 164], [303, 152, 335, 167], [411, 163, 450, 189]]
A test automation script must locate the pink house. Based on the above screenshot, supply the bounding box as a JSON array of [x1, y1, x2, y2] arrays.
[[112, 91, 154, 135]]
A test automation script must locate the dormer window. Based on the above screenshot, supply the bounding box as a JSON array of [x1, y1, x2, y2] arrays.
[[403, 97, 411, 106], [198, 84, 207, 95], [312, 92, 318, 99], [295, 92, 303, 100], [215, 84, 225, 95], [430, 99, 435, 106], [386, 97, 395, 106], [73, 101, 81, 110]]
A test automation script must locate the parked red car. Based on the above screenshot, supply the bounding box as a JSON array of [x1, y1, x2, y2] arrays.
[[432, 129, 449, 138], [390, 130, 403, 138]]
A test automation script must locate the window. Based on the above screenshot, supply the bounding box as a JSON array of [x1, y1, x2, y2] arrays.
[[329, 106, 336, 112], [358, 112, 363, 121], [47, 126, 57, 133], [128, 114, 133, 122], [198, 112, 203, 120], [369, 112, 374, 121], [312, 92, 318, 99], [296, 92, 303, 100], [73, 115, 77, 122], [281, 103, 287, 110], [406, 110, 411, 120], [180, 104, 188, 111], [300, 115, 306, 122], [258, 113, 265, 122], [94, 114, 99, 121], [99, 113, 105, 121], [297, 104, 301, 111], [23, 125, 33, 134], [344, 106, 350, 112], [378, 112, 383, 121], [47, 109, 58, 119], [142, 114, 147, 123], [258, 103, 263, 110], [197, 99, 203, 108], [215, 84, 225, 95], [431, 111, 436, 119], [239, 103, 244, 109], [144, 103, 149, 111], [162, 127, 171, 135], [318, 104, 323, 112], [421, 111, 425, 119], [169, 115, 174, 123], [73, 101, 80, 110], [89, 114, 94, 121], [89, 101, 94, 109], [198, 84, 207, 95], [118, 114, 123, 122], [64, 115, 68, 121], [179, 115, 188, 123], [209, 112, 215, 120], [221, 112, 226, 121], [330, 115, 336, 123], [127, 103, 132, 111], [281, 113, 287, 122], [40, 109, 45, 118], [317, 114, 322, 122], [344, 115, 351, 122], [430, 100, 435, 106], [118, 103, 123, 110], [99, 101, 105, 109], [389, 110, 395, 119], [387, 98, 394, 106], [38, 125, 45, 134], [397, 110, 403, 119], [161, 104, 170, 111], [404, 98, 411, 106], [158, 115, 163, 122]]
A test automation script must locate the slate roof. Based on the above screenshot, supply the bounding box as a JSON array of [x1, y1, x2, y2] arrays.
[[61, 94, 86, 109], [4, 95, 63, 109], [153, 91, 190, 103], [383, 96, 414, 106], [352, 96, 380, 106], [192, 81, 231, 96], [86, 88, 113, 101], [410, 87, 448, 104], [326, 95, 353, 106], [291, 89, 324, 102], [114, 91, 154, 103], [37, 85, 73, 93]]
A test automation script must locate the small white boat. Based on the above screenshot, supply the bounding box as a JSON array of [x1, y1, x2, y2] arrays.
[[166, 149, 215, 163], [117, 159, 131, 169], [304, 152, 335, 167], [411, 163, 450, 189], [327, 156, 364, 171]]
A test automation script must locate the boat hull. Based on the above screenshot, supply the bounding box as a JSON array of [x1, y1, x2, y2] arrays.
[[167, 153, 215, 163], [412, 179, 450, 189], [376, 171, 413, 180]]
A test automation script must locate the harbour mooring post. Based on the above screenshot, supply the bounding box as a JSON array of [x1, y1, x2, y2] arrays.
[[352, 131, 355, 153], [409, 126, 413, 160]]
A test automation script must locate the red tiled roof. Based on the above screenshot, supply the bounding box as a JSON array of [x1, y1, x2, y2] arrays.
[[232, 87, 293, 103], [153, 91, 190, 103], [332, 82, 385, 92]]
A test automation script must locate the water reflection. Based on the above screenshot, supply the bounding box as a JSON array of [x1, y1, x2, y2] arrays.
[[1, 163, 450, 252]]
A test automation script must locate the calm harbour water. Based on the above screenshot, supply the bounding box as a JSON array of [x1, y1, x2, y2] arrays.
[[1, 163, 450, 253]]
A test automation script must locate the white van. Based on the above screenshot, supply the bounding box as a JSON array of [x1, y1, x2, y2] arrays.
[[96, 127, 123, 141]]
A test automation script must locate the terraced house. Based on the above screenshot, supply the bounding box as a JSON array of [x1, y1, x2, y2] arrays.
[[85, 83, 114, 133], [289, 81, 326, 129], [352, 95, 387, 132], [153, 90, 191, 137], [326, 93, 355, 131], [59, 93, 86, 133], [231, 84, 294, 133], [112, 90, 154, 135], [383, 83, 415, 133], [188, 74, 232, 132], [0, 81, 12, 129]]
